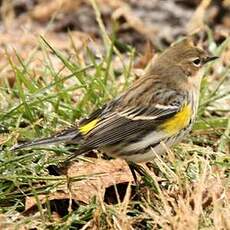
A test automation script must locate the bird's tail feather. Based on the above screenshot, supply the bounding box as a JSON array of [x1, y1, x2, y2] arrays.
[[11, 128, 80, 151]]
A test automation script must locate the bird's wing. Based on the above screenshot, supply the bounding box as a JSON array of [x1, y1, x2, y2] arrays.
[[76, 100, 190, 149]]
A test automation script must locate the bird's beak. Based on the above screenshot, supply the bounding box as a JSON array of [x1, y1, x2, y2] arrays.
[[203, 56, 219, 64]]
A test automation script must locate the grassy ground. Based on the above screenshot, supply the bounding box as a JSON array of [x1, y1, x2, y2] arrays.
[[0, 8, 230, 230]]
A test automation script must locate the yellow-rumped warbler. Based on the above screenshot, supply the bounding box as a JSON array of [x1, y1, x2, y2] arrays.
[[12, 38, 218, 162]]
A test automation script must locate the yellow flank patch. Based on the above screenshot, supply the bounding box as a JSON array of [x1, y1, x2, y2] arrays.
[[162, 104, 192, 134], [79, 119, 99, 135]]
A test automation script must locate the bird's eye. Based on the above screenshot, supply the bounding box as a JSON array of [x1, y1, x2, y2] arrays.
[[192, 58, 201, 67]]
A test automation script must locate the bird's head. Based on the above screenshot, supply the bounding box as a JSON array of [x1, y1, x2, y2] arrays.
[[164, 38, 218, 76], [151, 38, 218, 89]]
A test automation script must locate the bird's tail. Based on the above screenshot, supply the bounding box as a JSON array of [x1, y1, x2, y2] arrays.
[[11, 127, 80, 151]]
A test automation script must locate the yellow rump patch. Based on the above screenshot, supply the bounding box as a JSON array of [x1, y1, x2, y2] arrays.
[[162, 104, 192, 134], [79, 119, 99, 135]]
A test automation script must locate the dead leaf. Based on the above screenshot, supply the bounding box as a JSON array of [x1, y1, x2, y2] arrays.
[[186, 0, 212, 35], [31, 0, 84, 22], [24, 158, 133, 213], [112, 5, 157, 39], [67, 158, 133, 203], [224, 0, 230, 6], [134, 40, 155, 69], [0, 0, 15, 30]]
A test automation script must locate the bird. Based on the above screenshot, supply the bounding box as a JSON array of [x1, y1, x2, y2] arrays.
[[11, 38, 218, 163]]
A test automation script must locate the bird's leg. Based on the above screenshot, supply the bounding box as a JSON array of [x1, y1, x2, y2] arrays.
[[128, 162, 138, 183], [128, 161, 147, 184], [128, 161, 158, 193]]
